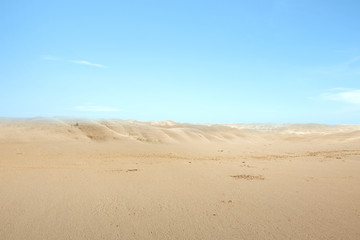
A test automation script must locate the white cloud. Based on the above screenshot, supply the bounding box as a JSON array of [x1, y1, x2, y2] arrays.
[[72, 60, 107, 68], [322, 89, 360, 105], [75, 105, 120, 112]]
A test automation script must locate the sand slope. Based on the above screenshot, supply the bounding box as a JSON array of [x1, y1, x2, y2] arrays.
[[0, 118, 360, 239]]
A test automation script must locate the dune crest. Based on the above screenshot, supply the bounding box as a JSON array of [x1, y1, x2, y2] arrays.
[[1, 118, 359, 144]]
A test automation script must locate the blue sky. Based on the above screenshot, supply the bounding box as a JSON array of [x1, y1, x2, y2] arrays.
[[1, 0, 360, 124]]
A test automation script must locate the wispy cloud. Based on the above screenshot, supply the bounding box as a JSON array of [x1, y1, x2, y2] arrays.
[[310, 55, 360, 77], [75, 105, 120, 112], [72, 60, 107, 68], [42, 55, 58, 61], [42, 56, 107, 68], [344, 56, 360, 66], [322, 89, 360, 105]]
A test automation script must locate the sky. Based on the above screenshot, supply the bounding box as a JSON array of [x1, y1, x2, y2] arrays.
[[1, 0, 360, 124]]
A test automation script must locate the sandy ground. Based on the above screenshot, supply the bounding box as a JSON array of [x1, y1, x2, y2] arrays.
[[0, 118, 360, 239]]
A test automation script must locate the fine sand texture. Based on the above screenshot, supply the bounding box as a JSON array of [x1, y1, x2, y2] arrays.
[[1, 118, 360, 239]]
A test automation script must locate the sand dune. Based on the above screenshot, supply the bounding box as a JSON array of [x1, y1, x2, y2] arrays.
[[1, 118, 360, 143], [0, 118, 360, 239]]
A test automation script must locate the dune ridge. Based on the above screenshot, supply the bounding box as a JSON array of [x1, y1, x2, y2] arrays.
[[1, 118, 360, 144]]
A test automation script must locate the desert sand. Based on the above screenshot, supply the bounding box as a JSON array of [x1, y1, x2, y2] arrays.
[[0, 118, 360, 239]]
